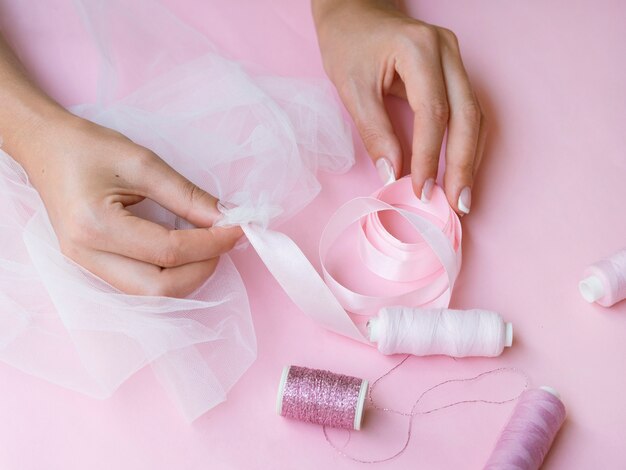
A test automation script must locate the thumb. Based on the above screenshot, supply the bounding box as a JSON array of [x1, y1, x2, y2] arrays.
[[340, 83, 402, 184], [137, 151, 222, 228]]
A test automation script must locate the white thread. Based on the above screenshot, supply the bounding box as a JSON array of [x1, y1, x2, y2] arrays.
[[368, 307, 513, 357], [580, 248, 626, 307]]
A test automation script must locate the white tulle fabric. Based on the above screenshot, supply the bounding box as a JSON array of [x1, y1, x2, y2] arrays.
[[0, 0, 354, 421]]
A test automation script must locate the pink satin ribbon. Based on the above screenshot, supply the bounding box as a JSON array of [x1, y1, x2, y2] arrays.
[[241, 176, 462, 344]]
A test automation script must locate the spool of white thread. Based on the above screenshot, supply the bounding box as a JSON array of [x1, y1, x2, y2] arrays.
[[579, 248, 626, 307], [368, 307, 513, 357]]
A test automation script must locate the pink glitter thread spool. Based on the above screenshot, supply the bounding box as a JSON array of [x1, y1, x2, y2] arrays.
[[579, 248, 626, 307], [276, 365, 368, 430], [484, 386, 566, 470]]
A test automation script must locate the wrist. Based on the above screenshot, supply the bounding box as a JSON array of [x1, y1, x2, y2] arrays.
[[312, 0, 399, 27], [1, 94, 75, 173], [0, 35, 76, 175]]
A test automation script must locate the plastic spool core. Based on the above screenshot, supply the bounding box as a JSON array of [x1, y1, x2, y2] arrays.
[[276, 365, 291, 416], [367, 318, 380, 342], [354, 380, 368, 430], [539, 385, 561, 400], [579, 275, 605, 303], [505, 323, 514, 347]]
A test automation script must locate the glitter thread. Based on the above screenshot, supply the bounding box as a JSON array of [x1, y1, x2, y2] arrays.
[[278, 365, 368, 430]]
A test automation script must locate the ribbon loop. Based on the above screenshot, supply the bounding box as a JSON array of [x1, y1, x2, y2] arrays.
[[242, 176, 462, 345]]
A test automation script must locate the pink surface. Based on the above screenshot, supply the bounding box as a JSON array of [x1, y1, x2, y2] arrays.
[[1, 1, 625, 469]]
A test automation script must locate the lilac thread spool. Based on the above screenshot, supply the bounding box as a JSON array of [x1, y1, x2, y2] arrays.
[[580, 248, 626, 307], [276, 365, 368, 430], [484, 386, 566, 470]]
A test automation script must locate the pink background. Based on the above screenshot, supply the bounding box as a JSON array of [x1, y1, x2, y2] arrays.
[[1, 1, 625, 469]]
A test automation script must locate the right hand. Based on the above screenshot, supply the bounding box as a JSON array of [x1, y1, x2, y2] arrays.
[[312, 0, 486, 215], [21, 112, 242, 297]]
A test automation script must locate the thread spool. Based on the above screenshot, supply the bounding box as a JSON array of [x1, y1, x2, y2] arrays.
[[580, 248, 626, 307], [484, 386, 566, 470], [276, 365, 368, 430], [368, 307, 513, 357]]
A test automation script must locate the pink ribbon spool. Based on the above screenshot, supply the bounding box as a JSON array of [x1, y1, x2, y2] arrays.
[[241, 176, 462, 344], [320, 176, 462, 318]]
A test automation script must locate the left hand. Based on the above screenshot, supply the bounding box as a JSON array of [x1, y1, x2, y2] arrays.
[[312, 0, 487, 215]]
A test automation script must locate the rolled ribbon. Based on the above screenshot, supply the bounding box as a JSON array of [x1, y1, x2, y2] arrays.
[[320, 177, 462, 317], [233, 176, 462, 343]]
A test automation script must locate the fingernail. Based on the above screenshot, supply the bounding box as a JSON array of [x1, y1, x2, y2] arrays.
[[420, 178, 435, 203], [376, 158, 396, 186], [458, 186, 472, 214]]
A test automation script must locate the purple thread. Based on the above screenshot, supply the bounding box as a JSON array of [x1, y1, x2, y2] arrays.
[[484, 388, 566, 470], [280, 366, 364, 430]]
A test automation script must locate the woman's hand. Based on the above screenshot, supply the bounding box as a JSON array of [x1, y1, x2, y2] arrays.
[[18, 113, 242, 297], [0, 35, 239, 297], [312, 0, 486, 215]]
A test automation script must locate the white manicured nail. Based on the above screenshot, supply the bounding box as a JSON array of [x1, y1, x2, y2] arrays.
[[458, 186, 472, 214], [421, 178, 435, 203], [376, 158, 395, 186]]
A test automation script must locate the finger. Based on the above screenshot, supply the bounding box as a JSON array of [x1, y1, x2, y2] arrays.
[[388, 74, 408, 100], [133, 153, 222, 228], [338, 79, 402, 184], [73, 247, 220, 297], [396, 31, 449, 202], [439, 29, 483, 215], [473, 110, 488, 177], [92, 206, 242, 268]]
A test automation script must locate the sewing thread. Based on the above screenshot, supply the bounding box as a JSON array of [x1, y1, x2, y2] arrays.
[[368, 307, 513, 357], [580, 248, 626, 307], [484, 387, 566, 470], [277, 365, 368, 430]]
